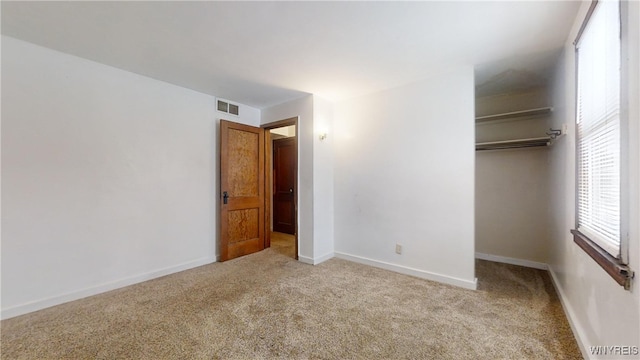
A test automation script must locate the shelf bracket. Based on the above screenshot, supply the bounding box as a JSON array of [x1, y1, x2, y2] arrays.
[[546, 128, 562, 139]]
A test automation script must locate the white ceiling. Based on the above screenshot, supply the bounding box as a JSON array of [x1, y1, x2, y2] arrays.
[[1, 1, 581, 109]]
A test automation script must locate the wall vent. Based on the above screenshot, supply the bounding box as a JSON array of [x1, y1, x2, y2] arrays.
[[217, 100, 239, 116], [228, 103, 239, 115]]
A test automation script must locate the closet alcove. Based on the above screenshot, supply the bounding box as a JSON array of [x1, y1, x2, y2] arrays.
[[474, 85, 556, 266]]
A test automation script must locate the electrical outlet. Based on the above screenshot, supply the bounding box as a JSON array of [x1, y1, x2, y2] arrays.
[[562, 123, 568, 135], [395, 244, 402, 254]]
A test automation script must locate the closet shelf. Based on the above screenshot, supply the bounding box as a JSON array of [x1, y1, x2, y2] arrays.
[[476, 137, 551, 151], [475, 107, 553, 123]]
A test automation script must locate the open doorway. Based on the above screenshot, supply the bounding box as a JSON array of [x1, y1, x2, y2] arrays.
[[263, 118, 298, 260]]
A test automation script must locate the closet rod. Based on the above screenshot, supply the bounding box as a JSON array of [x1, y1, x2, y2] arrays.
[[476, 137, 551, 151]]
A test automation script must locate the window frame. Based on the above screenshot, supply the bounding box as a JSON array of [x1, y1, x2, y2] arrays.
[[572, 0, 633, 290]]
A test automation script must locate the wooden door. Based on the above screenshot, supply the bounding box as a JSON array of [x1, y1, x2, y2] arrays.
[[272, 137, 296, 235], [220, 120, 265, 261]]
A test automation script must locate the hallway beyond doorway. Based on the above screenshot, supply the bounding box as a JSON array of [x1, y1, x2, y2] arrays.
[[270, 232, 295, 258]]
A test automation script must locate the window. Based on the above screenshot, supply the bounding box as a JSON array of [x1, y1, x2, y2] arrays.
[[576, 0, 621, 257], [572, 0, 633, 289]]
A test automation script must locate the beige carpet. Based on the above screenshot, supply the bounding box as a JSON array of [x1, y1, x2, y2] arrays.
[[1, 249, 581, 359]]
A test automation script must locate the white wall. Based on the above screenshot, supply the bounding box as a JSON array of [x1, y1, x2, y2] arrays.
[[475, 88, 552, 265], [312, 96, 335, 262], [261, 95, 335, 264], [333, 67, 477, 289], [476, 149, 550, 264], [261, 96, 315, 262], [0, 36, 259, 319], [548, 2, 640, 357]]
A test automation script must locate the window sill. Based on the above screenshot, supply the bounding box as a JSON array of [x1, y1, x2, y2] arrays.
[[571, 230, 634, 290]]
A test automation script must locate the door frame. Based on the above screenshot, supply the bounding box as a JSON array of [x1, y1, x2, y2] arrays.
[[262, 117, 298, 260]]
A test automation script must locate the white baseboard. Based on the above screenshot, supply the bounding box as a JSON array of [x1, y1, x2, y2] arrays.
[[334, 252, 478, 290], [297, 252, 334, 265], [548, 266, 591, 360], [1, 257, 215, 320], [298, 255, 314, 265], [475, 252, 548, 270], [313, 252, 334, 265]]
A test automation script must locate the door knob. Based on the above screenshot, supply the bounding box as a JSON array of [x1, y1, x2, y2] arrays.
[[289, 188, 293, 194]]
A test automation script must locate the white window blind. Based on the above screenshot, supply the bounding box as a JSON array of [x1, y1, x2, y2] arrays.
[[576, 0, 621, 257]]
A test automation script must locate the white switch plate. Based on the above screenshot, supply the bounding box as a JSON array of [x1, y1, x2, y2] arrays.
[[395, 244, 402, 254]]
